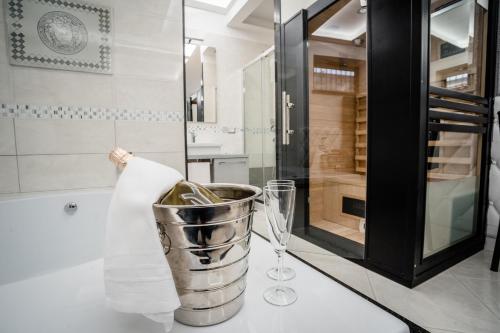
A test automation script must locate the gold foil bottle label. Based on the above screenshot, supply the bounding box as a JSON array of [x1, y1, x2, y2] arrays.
[[109, 147, 133, 170], [160, 181, 223, 205]]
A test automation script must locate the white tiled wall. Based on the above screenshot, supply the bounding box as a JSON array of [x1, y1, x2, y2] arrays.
[[0, 119, 15, 155], [18, 154, 116, 192], [0, 0, 186, 194], [0, 156, 19, 193], [115, 121, 184, 153], [15, 120, 115, 155]]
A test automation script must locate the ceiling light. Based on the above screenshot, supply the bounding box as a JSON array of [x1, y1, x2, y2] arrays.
[[193, 0, 233, 8], [358, 0, 367, 13], [313, 1, 366, 41]]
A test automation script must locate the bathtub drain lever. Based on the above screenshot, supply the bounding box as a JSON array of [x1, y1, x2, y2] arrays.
[[65, 202, 78, 214]]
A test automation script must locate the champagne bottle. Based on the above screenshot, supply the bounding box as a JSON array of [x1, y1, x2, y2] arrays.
[[159, 180, 223, 205], [109, 147, 223, 205]]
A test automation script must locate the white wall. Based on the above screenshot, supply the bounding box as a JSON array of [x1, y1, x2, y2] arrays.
[[185, 47, 203, 98], [0, 0, 185, 195], [185, 6, 273, 155], [487, 100, 500, 250], [281, 0, 317, 22]]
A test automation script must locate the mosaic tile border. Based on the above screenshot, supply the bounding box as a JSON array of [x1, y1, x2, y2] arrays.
[[187, 123, 274, 135], [0, 104, 184, 122]]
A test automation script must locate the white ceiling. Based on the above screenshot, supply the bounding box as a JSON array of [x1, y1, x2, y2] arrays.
[[312, 0, 366, 41], [186, 0, 274, 29], [243, 0, 274, 28], [430, 0, 474, 48]]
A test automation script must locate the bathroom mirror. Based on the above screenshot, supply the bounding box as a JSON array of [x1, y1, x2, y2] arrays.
[[185, 40, 217, 123], [183, 0, 275, 188]]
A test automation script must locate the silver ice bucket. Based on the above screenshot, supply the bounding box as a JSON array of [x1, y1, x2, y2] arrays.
[[153, 183, 262, 326]]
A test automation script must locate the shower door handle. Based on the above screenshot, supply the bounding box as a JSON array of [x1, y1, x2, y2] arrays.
[[282, 91, 294, 145]]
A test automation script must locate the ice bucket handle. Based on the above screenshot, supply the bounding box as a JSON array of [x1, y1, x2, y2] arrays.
[[157, 226, 172, 255]]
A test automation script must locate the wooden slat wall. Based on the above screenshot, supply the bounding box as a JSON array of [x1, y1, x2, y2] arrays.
[[307, 40, 367, 224]]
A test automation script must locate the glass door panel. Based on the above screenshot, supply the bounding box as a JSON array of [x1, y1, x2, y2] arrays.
[[429, 0, 488, 96], [424, 125, 483, 257], [424, 0, 489, 258], [244, 49, 276, 189], [280, 0, 368, 258], [244, 59, 264, 188], [261, 52, 277, 186], [306, 0, 367, 252]]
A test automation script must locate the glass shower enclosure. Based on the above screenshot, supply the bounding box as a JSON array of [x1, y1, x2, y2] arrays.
[[243, 48, 276, 189]]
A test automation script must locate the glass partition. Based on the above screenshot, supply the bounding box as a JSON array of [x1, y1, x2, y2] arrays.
[[429, 0, 488, 96], [424, 0, 489, 258], [244, 49, 276, 189]]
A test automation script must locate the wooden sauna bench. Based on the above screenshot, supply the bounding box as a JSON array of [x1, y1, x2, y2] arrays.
[[312, 173, 367, 244]]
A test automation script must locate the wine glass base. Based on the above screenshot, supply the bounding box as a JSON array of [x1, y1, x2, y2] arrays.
[[263, 286, 297, 306], [266, 267, 296, 281]]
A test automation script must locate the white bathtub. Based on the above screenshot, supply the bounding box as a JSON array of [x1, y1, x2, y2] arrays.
[[0, 190, 111, 285], [0, 191, 409, 333], [0, 190, 179, 333]]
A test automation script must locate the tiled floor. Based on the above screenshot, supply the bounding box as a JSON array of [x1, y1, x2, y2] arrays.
[[253, 206, 500, 333], [313, 219, 366, 244]]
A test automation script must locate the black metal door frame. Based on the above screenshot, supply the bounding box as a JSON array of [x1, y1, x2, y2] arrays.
[[277, 8, 310, 236], [412, 0, 499, 285]]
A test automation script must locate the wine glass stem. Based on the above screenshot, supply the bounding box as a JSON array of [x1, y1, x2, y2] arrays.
[[277, 249, 284, 287]]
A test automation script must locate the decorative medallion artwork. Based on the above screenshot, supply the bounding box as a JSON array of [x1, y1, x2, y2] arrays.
[[37, 11, 88, 55], [5, 0, 113, 74]]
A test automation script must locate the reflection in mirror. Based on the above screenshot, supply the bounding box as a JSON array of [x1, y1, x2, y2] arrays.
[[184, 0, 275, 187], [429, 0, 488, 96], [185, 39, 217, 123]]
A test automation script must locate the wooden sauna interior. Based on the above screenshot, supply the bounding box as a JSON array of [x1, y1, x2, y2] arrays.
[[307, 0, 368, 245]]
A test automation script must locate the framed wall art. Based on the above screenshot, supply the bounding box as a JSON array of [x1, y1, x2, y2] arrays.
[[4, 0, 113, 74]]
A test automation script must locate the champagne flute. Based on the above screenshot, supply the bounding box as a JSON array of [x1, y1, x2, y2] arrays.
[[266, 180, 296, 281], [263, 184, 297, 306]]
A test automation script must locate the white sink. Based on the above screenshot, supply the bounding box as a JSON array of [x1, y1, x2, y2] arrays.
[[187, 142, 222, 155]]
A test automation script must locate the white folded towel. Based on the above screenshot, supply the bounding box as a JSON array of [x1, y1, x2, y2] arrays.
[[104, 157, 183, 332]]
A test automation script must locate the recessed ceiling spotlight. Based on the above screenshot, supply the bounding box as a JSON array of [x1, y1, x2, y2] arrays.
[[358, 0, 367, 14]]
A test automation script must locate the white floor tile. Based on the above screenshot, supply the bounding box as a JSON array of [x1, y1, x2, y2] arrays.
[[293, 251, 375, 299], [449, 250, 499, 281], [367, 270, 500, 333], [456, 276, 500, 320], [425, 327, 466, 333]]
